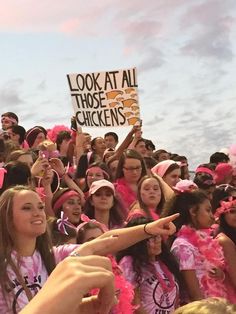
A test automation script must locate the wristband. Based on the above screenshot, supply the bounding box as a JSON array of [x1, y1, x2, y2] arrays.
[[144, 223, 154, 237]]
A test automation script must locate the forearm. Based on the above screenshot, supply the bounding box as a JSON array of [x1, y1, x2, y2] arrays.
[[99, 225, 149, 253]]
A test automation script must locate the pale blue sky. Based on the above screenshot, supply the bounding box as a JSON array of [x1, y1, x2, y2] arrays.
[[1, 0, 236, 169]]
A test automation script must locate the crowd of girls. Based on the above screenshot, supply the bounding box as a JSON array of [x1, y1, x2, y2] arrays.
[[0, 111, 236, 313]]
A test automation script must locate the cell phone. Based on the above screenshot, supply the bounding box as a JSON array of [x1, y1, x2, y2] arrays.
[[70, 117, 77, 132]]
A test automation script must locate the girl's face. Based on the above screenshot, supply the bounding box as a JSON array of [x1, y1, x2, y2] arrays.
[[91, 187, 114, 212], [224, 207, 236, 228], [33, 132, 46, 148], [62, 196, 81, 225], [18, 154, 34, 168], [140, 178, 162, 208], [147, 235, 162, 260], [163, 168, 181, 188], [93, 137, 106, 155], [86, 167, 105, 188], [123, 158, 142, 184], [83, 227, 103, 242], [192, 198, 214, 229], [12, 190, 46, 240]]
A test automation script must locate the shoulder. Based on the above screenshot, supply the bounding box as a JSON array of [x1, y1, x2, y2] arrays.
[[217, 233, 235, 250]]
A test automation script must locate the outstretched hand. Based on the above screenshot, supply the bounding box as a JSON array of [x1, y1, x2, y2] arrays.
[[20, 256, 115, 314]]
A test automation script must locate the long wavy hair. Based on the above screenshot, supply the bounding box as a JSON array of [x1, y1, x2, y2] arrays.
[[116, 217, 181, 286], [137, 175, 165, 217], [0, 186, 56, 305]]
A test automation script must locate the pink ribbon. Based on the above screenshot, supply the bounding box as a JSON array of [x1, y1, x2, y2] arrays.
[[57, 212, 75, 235], [0, 168, 7, 189], [77, 214, 107, 232]]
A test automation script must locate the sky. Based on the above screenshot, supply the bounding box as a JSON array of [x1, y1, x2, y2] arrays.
[[0, 0, 236, 169]]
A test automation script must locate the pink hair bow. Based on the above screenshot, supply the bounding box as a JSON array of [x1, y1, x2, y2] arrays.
[[0, 168, 7, 189], [77, 214, 107, 232], [57, 212, 75, 235]]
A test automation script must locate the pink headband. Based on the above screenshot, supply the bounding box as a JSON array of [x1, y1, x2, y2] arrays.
[[151, 160, 178, 177], [77, 214, 107, 233], [53, 190, 80, 212], [1, 116, 17, 125], [215, 197, 236, 218], [195, 167, 215, 177], [0, 168, 7, 189], [25, 127, 45, 141], [86, 166, 109, 178]]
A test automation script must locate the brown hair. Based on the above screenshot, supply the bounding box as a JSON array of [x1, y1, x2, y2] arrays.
[[0, 186, 56, 306]]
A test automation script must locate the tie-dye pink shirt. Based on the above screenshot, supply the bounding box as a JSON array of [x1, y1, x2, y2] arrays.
[[0, 244, 78, 314], [119, 256, 179, 314]]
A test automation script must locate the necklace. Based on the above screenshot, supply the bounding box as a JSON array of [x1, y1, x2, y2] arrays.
[[150, 260, 176, 293]]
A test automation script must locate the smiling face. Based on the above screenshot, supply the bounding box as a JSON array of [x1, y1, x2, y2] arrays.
[[62, 195, 82, 226], [140, 177, 162, 208], [12, 190, 46, 240]]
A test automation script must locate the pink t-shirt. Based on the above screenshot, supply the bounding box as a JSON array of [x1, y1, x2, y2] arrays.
[[119, 256, 178, 314], [0, 244, 78, 313], [171, 233, 227, 300]]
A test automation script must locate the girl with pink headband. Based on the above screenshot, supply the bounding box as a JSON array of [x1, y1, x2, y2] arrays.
[[52, 188, 82, 227], [214, 197, 236, 303]]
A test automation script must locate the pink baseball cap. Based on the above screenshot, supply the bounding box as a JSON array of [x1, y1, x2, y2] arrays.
[[173, 179, 198, 193], [89, 179, 115, 196]]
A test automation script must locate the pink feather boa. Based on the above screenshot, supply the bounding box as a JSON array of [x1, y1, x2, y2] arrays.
[[114, 178, 137, 214], [178, 225, 227, 298], [90, 255, 134, 313]]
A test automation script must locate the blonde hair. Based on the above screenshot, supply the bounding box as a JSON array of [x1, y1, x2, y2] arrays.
[[174, 298, 236, 314]]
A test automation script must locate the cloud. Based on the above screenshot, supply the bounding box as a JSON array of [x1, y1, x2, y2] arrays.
[[145, 115, 164, 126], [0, 79, 25, 106], [37, 80, 46, 91], [180, 0, 236, 61]]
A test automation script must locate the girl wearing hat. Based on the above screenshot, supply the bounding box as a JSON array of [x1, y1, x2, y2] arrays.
[[215, 198, 236, 303], [83, 179, 125, 229], [152, 160, 181, 189]]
